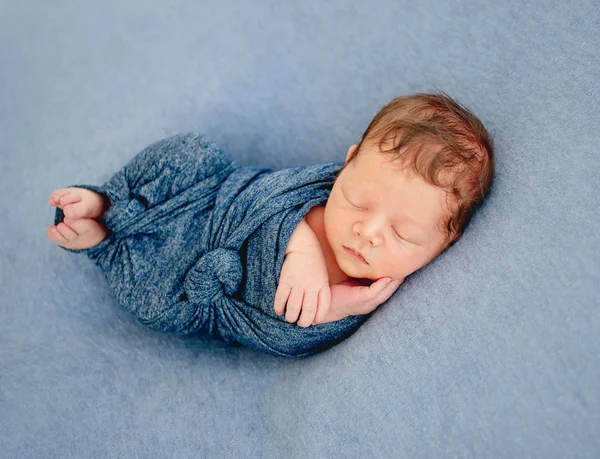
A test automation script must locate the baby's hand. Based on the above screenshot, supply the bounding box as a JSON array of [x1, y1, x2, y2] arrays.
[[317, 277, 403, 323], [274, 249, 331, 328]]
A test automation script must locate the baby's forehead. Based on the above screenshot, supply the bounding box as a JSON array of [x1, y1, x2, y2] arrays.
[[351, 156, 420, 184]]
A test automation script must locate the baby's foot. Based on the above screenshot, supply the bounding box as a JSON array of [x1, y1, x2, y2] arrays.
[[47, 187, 112, 250], [48, 187, 111, 219], [47, 217, 109, 250]]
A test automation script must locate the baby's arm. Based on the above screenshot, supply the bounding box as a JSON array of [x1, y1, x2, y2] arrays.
[[277, 218, 403, 325], [275, 217, 331, 327]]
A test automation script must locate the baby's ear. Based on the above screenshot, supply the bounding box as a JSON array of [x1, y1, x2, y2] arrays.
[[345, 144, 359, 164]]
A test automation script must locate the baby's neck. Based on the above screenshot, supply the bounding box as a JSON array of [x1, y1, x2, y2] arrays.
[[305, 206, 352, 285]]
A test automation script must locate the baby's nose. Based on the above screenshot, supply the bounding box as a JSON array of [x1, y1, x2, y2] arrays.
[[354, 220, 384, 246]]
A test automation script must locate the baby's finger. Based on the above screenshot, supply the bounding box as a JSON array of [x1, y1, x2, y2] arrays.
[[313, 286, 331, 325], [373, 278, 403, 305], [297, 290, 318, 328], [353, 277, 390, 301], [285, 288, 304, 324], [369, 277, 392, 293], [273, 283, 291, 315]]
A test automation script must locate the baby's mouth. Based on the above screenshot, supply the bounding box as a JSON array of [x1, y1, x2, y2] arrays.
[[343, 246, 369, 265]]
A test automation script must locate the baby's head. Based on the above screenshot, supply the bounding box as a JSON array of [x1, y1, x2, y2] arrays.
[[323, 91, 495, 282]]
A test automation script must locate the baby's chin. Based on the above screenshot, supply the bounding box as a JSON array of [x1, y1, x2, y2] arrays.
[[336, 258, 376, 284]]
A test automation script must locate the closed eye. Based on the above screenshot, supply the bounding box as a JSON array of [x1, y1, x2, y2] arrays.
[[345, 195, 365, 210], [394, 229, 419, 245], [393, 229, 405, 242]]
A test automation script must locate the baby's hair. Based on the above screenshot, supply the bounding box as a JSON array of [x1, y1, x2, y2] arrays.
[[348, 90, 495, 251]]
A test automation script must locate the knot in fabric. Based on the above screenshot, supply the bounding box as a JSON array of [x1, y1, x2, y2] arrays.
[[184, 248, 243, 302]]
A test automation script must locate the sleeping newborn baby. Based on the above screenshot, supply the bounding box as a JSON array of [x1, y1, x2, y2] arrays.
[[47, 91, 494, 357]]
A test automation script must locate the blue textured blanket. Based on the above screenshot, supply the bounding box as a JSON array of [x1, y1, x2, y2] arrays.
[[53, 133, 371, 357]]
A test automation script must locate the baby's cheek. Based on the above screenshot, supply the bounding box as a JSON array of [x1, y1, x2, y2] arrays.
[[386, 252, 418, 280], [373, 252, 403, 279], [328, 221, 342, 234], [323, 217, 339, 239]]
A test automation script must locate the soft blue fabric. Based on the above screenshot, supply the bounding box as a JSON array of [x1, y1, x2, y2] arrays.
[[2, 0, 599, 458], [52, 132, 368, 357]]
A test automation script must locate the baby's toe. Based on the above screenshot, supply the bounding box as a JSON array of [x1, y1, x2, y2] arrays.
[[56, 221, 78, 242], [64, 200, 102, 219], [48, 190, 63, 205], [59, 190, 81, 207], [48, 218, 108, 250], [47, 225, 69, 245], [63, 218, 91, 234], [49, 188, 73, 206]]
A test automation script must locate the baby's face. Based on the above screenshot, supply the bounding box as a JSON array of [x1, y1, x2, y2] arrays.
[[323, 142, 450, 282]]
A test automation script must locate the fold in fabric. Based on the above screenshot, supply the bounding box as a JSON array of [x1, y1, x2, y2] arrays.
[[53, 133, 372, 357]]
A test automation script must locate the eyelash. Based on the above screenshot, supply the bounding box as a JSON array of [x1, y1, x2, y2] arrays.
[[348, 201, 365, 211], [347, 199, 406, 242]]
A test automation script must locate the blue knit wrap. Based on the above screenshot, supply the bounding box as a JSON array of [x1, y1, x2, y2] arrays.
[[53, 133, 371, 357]]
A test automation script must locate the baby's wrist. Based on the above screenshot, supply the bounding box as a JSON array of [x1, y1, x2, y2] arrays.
[[285, 217, 322, 255]]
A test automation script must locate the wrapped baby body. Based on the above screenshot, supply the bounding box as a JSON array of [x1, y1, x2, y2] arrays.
[[53, 133, 371, 357]]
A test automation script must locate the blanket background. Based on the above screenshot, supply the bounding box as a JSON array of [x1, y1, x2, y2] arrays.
[[1, 0, 598, 457]]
